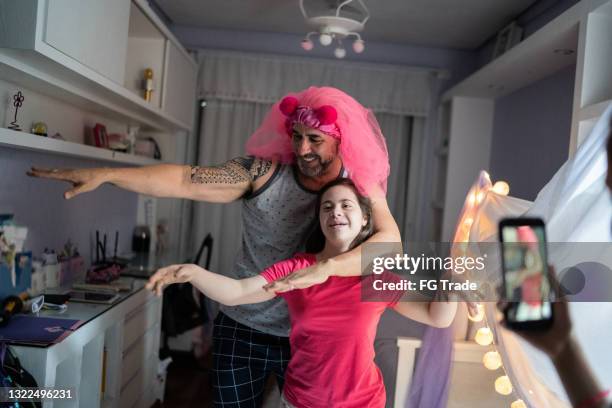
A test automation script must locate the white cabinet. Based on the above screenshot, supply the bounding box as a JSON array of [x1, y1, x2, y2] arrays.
[[10, 282, 164, 408], [0, 0, 197, 133], [162, 41, 197, 128], [43, 0, 130, 84]]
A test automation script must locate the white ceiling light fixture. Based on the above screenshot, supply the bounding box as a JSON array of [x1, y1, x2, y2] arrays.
[[299, 0, 370, 59]]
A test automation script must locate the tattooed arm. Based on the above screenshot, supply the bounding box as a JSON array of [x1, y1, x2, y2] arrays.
[[27, 157, 276, 202]]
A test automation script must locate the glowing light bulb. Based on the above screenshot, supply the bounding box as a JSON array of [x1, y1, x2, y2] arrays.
[[301, 38, 314, 51], [492, 181, 510, 196], [467, 192, 476, 206], [475, 327, 493, 346], [494, 375, 513, 395], [511, 399, 527, 408], [352, 39, 365, 53], [467, 303, 485, 322], [319, 33, 332, 46], [483, 351, 502, 370], [476, 191, 485, 204], [334, 47, 346, 59]]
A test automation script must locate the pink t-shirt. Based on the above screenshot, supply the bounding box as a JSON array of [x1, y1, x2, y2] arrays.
[[260, 253, 403, 408]]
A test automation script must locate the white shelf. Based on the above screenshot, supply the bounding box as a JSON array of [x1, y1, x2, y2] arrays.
[[0, 127, 160, 166], [579, 99, 612, 121], [0, 48, 189, 133], [443, 1, 584, 101]]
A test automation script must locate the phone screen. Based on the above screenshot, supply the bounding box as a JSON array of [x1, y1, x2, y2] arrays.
[[500, 221, 552, 325]]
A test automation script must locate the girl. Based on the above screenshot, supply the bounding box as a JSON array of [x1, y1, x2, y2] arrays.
[[146, 178, 457, 407]]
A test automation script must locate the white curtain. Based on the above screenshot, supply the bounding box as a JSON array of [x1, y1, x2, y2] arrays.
[[196, 50, 437, 116], [464, 104, 612, 407]]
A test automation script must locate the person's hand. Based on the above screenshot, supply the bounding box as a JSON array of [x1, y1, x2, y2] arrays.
[[145, 264, 200, 296], [27, 167, 106, 199], [497, 266, 572, 360], [263, 263, 330, 293]]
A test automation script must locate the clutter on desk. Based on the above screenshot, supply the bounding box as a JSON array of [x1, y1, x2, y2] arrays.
[[41, 248, 60, 289], [0, 215, 31, 300], [57, 240, 85, 287], [86, 230, 123, 284], [132, 225, 152, 253], [0, 315, 82, 346]]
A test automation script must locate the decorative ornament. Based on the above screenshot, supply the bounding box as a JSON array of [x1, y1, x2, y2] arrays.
[[494, 375, 513, 395], [483, 351, 502, 370], [467, 303, 485, 322], [8, 91, 24, 131], [31, 122, 48, 137], [299, 0, 369, 59], [475, 327, 494, 346], [143, 68, 154, 102]]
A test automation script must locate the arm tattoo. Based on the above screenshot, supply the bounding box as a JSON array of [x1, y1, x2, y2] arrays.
[[190, 156, 272, 185]]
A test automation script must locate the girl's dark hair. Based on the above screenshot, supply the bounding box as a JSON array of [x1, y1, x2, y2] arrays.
[[305, 178, 374, 253]]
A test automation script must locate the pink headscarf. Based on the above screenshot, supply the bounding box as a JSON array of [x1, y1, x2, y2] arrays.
[[245, 86, 390, 196]]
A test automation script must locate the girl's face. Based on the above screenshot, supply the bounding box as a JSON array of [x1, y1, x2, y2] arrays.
[[319, 185, 367, 247]]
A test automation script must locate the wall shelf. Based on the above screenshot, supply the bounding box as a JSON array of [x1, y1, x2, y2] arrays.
[[578, 99, 612, 121], [0, 48, 189, 133], [0, 127, 160, 166], [443, 1, 586, 101]]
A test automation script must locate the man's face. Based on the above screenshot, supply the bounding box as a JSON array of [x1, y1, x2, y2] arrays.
[[291, 124, 339, 178]]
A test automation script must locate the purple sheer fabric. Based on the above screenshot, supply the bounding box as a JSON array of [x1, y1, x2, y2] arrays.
[[406, 325, 453, 408]]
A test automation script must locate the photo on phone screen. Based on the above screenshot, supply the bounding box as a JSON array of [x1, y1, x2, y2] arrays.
[[499, 218, 553, 329]]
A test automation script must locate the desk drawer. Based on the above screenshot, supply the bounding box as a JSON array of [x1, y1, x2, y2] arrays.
[[120, 352, 158, 408], [122, 322, 160, 389], [123, 295, 161, 351]]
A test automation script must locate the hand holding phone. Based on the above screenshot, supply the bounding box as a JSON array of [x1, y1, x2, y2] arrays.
[[499, 217, 554, 330]]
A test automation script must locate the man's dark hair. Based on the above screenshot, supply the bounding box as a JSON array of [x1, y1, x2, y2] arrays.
[[305, 178, 374, 253]]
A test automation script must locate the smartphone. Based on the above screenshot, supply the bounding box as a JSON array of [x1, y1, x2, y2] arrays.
[[499, 217, 554, 330], [68, 290, 119, 304]]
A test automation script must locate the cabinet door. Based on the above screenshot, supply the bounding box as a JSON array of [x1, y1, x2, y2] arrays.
[[43, 0, 130, 84], [162, 41, 196, 128]]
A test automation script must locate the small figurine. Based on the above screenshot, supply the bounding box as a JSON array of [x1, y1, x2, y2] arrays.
[[8, 91, 24, 131], [143, 68, 154, 102], [31, 122, 48, 137]]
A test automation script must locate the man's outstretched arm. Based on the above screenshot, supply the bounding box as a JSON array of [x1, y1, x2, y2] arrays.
[[28, 157, 274, 203]]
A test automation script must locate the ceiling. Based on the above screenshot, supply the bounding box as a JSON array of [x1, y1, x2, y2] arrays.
[[153, 0, 539, 50]]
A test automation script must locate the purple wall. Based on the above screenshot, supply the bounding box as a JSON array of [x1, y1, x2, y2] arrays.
[[0, 148, 138, 266], [488, 64, 575, 200]]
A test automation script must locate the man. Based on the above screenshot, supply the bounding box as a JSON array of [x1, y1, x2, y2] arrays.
[[29, 86, 401, 407]]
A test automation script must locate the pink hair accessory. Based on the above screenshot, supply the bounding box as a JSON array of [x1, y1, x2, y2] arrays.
[[246, 86, 391, 196], [279, 96, 299, 116], [316, 105, 337, 125]]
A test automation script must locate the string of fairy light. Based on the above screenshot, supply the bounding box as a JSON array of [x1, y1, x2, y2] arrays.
[[453, 171, 527, 408]]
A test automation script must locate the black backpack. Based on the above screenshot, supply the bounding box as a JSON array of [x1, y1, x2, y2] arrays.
[[0, 342, 41, 408]]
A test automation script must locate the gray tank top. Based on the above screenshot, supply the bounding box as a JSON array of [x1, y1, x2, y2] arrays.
[[219, 164, 321, 336]]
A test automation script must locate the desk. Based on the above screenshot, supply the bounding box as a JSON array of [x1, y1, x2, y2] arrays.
[[11, 279, 164, 408]]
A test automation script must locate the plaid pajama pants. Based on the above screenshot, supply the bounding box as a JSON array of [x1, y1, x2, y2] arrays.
[[211, 313, 291, 408]]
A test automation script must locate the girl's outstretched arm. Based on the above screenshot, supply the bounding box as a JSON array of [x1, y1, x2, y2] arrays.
[[146, 264, 275, 306], [392, 299, 458, 328]]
